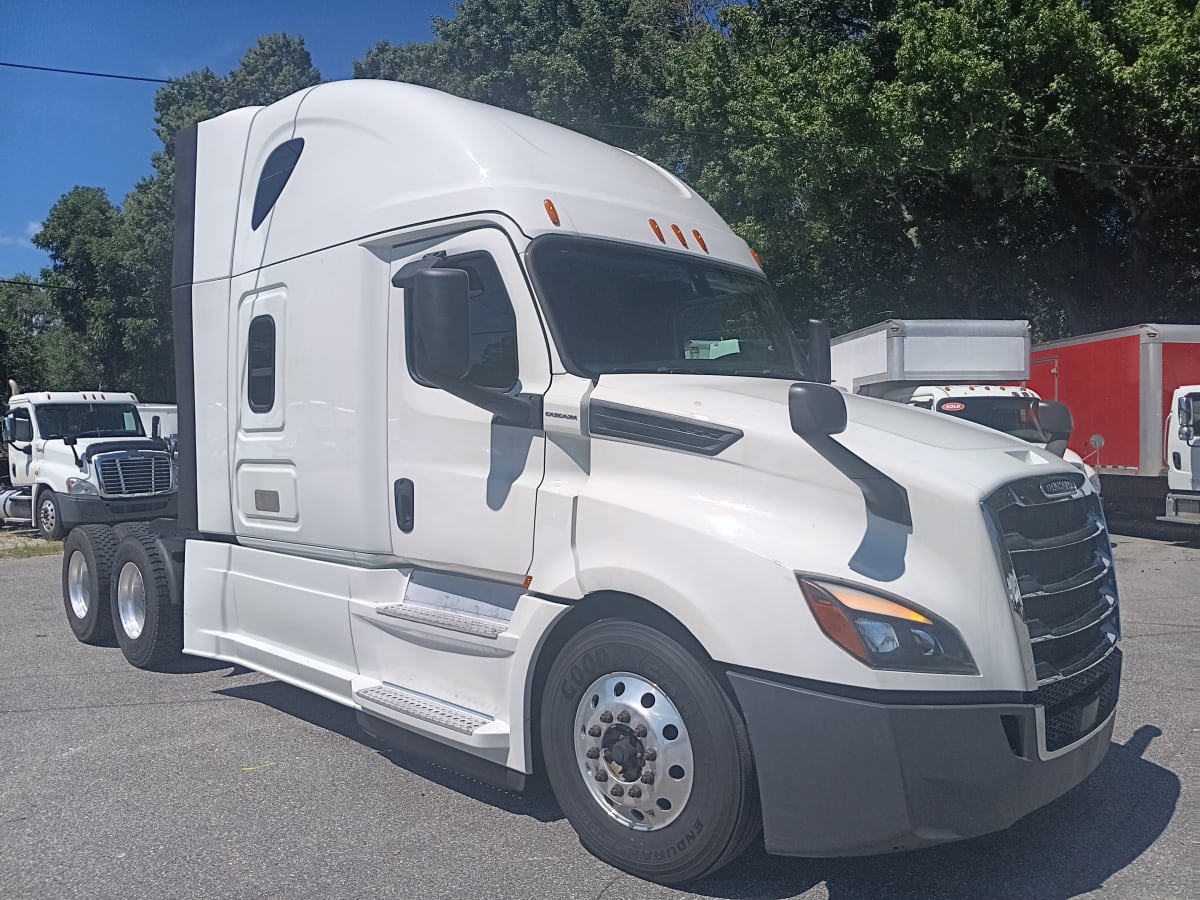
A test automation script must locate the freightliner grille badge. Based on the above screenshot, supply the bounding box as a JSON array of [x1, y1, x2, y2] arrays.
[[1040, 478, 1077, 499]]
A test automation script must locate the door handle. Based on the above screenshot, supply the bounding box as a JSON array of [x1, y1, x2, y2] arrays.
[[394, 478, 414, 533]]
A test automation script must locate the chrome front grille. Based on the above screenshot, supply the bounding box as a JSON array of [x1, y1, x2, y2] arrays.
[[95, 452, 173, 497], [985, 473, 1120, 686]]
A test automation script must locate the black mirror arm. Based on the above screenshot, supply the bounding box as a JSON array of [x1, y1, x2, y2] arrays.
[[427, 373, 543, 429], [805, 434, 912, 527], [7, 441, 32, 455]]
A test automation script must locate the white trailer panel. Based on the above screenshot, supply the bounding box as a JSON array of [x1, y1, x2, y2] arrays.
[[832, 320, 1031, 395]]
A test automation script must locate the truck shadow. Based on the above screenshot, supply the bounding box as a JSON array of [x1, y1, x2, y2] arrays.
[[685, 725, 1179, 900], [216, 679, 565, 823], [216, 676, 1178, 900]]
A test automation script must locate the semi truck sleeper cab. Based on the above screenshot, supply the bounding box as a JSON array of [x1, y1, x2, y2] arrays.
[[57, 81, 1120, 884]]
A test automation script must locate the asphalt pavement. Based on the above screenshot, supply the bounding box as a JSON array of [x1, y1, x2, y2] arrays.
[[1, 533, 1196, 900]]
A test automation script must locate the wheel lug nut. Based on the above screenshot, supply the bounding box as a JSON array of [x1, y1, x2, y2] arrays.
[[586, 747, 599, 759], [588, 725, 602, 737], [641, 771, 654, 784], [610, 785, 624, 797], [595, 771, 608, 782], [628, 786, 642, 799], [644, 749, 657, 761], [634, 724, 647, 738], [599, 711, 613, 723], [617, 711, 631, 724]]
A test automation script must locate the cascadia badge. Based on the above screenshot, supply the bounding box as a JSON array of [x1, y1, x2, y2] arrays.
[[1040, 477, 1077, 498]]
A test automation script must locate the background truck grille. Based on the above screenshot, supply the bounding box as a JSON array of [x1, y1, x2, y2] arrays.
[[96, 453, 172, 497], [985, 472, 1120, 746]]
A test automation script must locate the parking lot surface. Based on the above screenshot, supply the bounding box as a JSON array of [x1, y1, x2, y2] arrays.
[[1, 533, 1196, 900]]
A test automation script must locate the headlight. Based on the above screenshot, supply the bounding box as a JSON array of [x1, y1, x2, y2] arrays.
[[798, 576, 977, 674], [66, 477, 98, 496]]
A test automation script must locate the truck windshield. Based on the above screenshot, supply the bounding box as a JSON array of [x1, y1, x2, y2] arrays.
[[527, 235, 808, 379], [937, 397, 1048, 442], [34, 403, 145, 440]]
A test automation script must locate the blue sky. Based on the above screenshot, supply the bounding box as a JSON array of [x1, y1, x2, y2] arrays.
[[0, 0, 456, 278]]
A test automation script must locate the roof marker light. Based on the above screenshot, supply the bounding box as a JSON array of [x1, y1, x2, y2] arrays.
[[692, 230, 709, 253], [648, 218, 666, 243], [749, 247, 763, 269], [671, 224, 688, 248], [544, 199, 560, 227]]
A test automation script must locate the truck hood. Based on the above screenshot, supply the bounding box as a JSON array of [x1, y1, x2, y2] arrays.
[[589, 374, 1072, 503]]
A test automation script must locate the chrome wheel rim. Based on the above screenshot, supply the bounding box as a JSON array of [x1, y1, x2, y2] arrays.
[[116, 562, 146, 640], [573, 672, 694, 831], [67, 551, 90, 619], [39, 498, 56, 534]]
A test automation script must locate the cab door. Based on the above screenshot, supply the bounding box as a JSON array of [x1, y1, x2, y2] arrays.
[[386, 227, 550, 580]]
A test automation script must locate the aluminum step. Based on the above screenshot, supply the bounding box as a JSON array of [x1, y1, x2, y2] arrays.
[[355, 684, 492, 735], [376, 603, 509, 639]]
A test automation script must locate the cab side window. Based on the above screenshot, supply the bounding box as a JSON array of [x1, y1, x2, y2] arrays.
[[247, 315, 277, 412], [410, 252, 518, 390]]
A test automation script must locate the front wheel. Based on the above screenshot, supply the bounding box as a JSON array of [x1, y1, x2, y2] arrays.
[[37, 490, 66, 541], [540, 619, 760, 884]]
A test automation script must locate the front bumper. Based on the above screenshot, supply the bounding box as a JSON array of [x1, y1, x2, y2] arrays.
[[59, 492, 178, 528], [728, 653, 1120, 857]]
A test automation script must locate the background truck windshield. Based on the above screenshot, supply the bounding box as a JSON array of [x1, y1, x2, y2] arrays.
[[528, 236, 807, 379], [937, 397, 1048, 442], [34, 403, 145, 440]]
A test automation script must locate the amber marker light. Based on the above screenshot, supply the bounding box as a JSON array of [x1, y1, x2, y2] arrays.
[[648, 218, 666, 243], [749, 247, 763, 268], [799, 580, 868, 663], [544, 199, 561, 226], [692, 230, 709, 253], [671, 224, 689, 247]]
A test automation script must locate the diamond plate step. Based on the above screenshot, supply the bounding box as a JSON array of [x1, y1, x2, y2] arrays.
[[355, 684, 491, 734], [376, 603, 509, 639]]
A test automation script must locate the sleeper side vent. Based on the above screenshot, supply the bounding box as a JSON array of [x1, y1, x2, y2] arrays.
[[588, 401, 742, 456]]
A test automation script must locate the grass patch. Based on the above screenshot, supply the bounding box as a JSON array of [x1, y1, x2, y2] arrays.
[[0, 541, 63, 560]]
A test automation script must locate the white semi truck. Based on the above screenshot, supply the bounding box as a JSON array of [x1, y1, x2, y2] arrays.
[[1, 388, 177, 539], [58, 82, 1120, 883], [831, 319, 1101, 491]]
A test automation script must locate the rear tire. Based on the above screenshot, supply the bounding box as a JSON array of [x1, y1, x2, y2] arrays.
[[37, 490, 66, 541], [540, 619, 760, 884], [61, 525, 117, 643], [110, 531, 182, 669]]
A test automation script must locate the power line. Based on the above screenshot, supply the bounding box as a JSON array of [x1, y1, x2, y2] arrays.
[[0, 279, 79, 293], [4, 58, 1200, 173], [0, 60, 168, 84]]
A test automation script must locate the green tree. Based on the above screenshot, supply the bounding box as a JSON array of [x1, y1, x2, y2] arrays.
[[356, 1, 716, 157], [669, 0, 1200, 334]]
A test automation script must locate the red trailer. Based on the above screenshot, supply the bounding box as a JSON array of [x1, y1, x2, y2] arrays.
[[1028, 325, 1200, 517]]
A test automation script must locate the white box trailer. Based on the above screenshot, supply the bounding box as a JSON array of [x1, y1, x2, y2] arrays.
[[51, 81, 1121, 884], [831, 319, 1031, 397]]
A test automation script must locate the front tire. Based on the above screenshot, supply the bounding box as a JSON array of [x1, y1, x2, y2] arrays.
[[37, 490, 66, 541], [110, 531, 182, 669], [541, 619, 760, 884], [61, 525, 117, 643]]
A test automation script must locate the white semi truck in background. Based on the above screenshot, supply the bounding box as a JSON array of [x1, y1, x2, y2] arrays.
[[831, 319, 1101, 492], [1, 385, 177, 539], [56, 82, 1120, 883]]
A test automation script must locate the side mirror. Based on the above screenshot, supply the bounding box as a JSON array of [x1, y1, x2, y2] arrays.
[[789, 383, 847, 437], [63, 435, 77, 447], [411, 268, 471, 381], [1037, 400, 1073, 458], [12, 416, 33, 443], [1179, 395, 1195, 428], [807, 319, 832, 385], [152, 415, 161, 440]]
